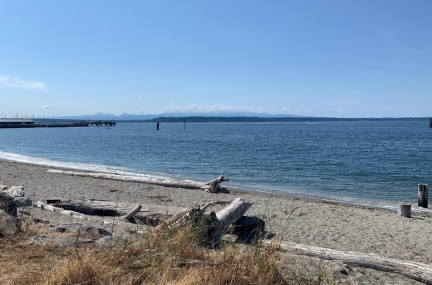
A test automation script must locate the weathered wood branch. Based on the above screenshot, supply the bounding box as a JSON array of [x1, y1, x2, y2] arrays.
[[154, 201, 231, 233], [47, 200, 130, 216], [264, 240, 432, 285], [46, 169, 229, 193], [122, 205, 142, 219], [154, 207, 192, 232], [203, 175, 230, 193], [35, 200, 103, 222], [34, 201, 150, 230]]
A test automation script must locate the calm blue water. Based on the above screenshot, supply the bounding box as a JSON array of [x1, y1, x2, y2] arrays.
[[1, 120, 431, 209]]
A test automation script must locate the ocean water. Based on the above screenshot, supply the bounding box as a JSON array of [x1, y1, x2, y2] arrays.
[[0, 120, 431, 209]]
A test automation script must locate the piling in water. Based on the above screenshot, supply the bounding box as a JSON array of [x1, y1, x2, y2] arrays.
[[418, 184, 428, 208]]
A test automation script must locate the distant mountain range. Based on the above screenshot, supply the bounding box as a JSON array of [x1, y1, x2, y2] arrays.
[[47, 112, 428, 123], [59, 111, 303, 121]]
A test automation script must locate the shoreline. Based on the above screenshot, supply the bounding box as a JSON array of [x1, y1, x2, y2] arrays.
[[2, 158, 432, 283], [1, 152, 425, 212], [2, 159, 432, 260], [3, 160, 432, 284]]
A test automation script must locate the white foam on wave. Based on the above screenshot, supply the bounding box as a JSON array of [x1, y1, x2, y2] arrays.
[[0, 150, 178, 181], [2, 150, 425, 213]]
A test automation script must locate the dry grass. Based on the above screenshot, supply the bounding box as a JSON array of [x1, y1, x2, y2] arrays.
[[0, 217, 338, 285]]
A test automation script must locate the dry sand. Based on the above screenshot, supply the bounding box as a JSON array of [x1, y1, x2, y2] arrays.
[[1, 159, 431, 284]]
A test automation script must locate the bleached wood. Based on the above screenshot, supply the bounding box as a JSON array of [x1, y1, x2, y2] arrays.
[[154, 207, 191, 232], [264, 240, 432, 285], [34, 201, 146, 229], [48, 200, 121, 216], [122, 204, 142, 219], [47, 169, 229, 192], [210, 197, 253, 246], [215, 197, 253, 228], [154, 201, 230, 233], [204, 175, 229, 193], [199, 201, 230, 211]]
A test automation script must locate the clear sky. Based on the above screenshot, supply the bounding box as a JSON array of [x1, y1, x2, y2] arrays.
[[1, 1, 431, 118]]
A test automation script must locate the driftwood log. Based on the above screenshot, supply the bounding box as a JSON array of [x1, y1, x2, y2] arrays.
[[34, 200, 156, 231], [45, 200, 136, 216], [35, 200, 179, 226], [35, 200, 108, 222], [122, 204, 142, 219], [209, 197, 253, 247], [154, 207, 192, 232], [265, 240, 432, 285], [155, 197, 253, 248], [46, 169, 229, 193]]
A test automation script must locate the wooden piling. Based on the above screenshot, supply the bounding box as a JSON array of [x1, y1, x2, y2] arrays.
[[156, 122, 159, 130], [397, 203, 411, 218], [429, 118, 432, 128], [418, 184, 428, 208]]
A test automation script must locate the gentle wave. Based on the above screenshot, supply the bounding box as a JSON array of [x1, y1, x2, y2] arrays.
[[0, 150, 183, 181], [1, 120, 430, 212], [2, 149, 430, 213]]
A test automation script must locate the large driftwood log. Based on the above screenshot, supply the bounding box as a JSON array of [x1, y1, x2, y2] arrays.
[[34, 201, 151, 230], [35, 200, 106, 222], [210, 197, 253, 247], [214, 197, 253, 233], [265, 240, 432, 285], [47, 169, 229, 193], [34, 200, 177, 227], [46, 200, 133, 216]]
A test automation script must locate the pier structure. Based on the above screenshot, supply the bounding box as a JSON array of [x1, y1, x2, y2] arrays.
[[88, 120, 117, 127], [0, 119, 34, 128], [0, 119, 117, 128]]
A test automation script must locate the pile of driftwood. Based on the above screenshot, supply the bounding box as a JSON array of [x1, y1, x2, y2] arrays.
[[34, 196, 258, 248], [25, 195, 432, 283], [2, 172, 432, 284]]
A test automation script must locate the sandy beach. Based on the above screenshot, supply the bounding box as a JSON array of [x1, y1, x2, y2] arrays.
[[1, 158, 431, 284]]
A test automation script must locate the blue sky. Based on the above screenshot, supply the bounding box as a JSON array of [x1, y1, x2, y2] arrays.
[[0, 1, 431, 118]]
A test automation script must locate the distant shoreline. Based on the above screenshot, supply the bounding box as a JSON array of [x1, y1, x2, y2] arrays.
[[25, 116, 430, 124]]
